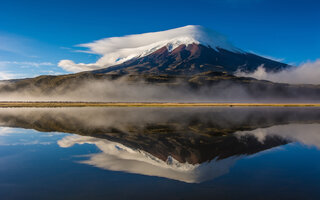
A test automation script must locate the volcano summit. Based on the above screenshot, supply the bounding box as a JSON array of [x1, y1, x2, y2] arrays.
[[59, 25, 289, 74]]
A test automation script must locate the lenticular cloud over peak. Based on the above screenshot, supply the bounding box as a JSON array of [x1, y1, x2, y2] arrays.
[[58, 25, 239, 72]]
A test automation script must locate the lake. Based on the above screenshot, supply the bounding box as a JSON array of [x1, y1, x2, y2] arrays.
[[0, 107, 320, 199]]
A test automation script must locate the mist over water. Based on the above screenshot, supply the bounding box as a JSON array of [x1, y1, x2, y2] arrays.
[[1, 77, 320, 102], [0, 78, 249, 102]]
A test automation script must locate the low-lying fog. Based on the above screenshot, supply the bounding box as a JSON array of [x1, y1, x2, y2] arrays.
[[0, 77, 319, 102]]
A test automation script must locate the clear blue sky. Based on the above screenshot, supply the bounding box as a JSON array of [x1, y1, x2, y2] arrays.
[[0, 0, 319, 79]]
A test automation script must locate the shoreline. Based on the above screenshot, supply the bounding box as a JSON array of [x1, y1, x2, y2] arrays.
[[0, 102, 320, 107]]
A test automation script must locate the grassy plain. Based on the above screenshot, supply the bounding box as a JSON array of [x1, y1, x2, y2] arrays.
[[0, 102, 320, 107]]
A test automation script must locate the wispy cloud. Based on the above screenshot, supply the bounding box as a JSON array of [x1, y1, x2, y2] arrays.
[[0, 61, 56, 80], [0, 61, 54, 68], [0, 35, 25, 55], [235, 59, 320, 85], [0, 127, 17, 136], [0, 33, 37, 57], [0, 71, 20, 80], [248, 51, 285, 62], [0, 127, 65, 146]]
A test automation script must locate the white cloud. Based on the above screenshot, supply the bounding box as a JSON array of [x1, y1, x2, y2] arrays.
[[0, 61, 54, 68], [0, 61, 56, 80], [0, 71, 20, 80], [58, 25, 239, 72], [235, 59, 320, 85], [58, 60, 100, 73]]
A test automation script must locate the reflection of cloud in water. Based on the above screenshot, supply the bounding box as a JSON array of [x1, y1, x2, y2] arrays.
[[235, 124, 320, 149], [0, 127, 16, 145], [58, 135, 239, 183], [0, 127, 19, 136], [0, 127, 64, 146]]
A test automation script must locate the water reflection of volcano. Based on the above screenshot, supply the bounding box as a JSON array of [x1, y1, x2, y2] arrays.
[[0, 107, 320, 182], [58, 135, 241, 183]]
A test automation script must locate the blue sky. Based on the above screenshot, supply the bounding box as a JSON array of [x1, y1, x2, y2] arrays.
[[0, 0, 319, 79]]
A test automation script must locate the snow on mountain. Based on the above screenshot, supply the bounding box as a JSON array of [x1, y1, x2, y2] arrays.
[[59, 25, 242, 72]]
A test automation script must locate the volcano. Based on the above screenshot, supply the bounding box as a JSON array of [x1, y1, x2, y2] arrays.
[[92, 43, 289, 75], [60, 25, 290, 75]]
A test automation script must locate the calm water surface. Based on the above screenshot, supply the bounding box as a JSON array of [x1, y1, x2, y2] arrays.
[[0, 107, 320, 200]]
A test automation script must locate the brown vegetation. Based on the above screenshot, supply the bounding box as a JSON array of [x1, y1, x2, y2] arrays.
[[0, 102, 320, 107]]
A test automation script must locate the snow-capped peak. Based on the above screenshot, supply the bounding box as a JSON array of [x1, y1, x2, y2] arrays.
[[59, 25, 241, 72]]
